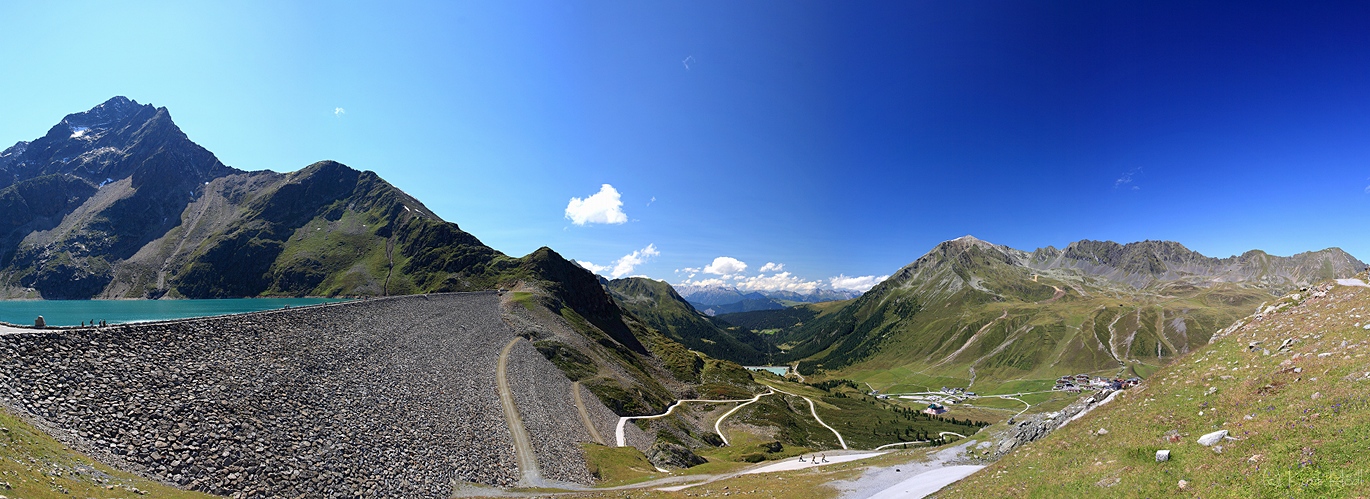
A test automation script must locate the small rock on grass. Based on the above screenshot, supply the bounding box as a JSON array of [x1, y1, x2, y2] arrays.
[[1197, 429, 1228, 446]]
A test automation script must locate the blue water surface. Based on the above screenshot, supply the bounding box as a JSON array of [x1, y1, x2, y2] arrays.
[[0, 298, 350, 327]]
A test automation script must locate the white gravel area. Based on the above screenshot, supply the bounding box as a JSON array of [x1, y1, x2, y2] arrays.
[[830, 442, 977, 499], [740, 451, 886, 475], [864, 465, 985, 499]]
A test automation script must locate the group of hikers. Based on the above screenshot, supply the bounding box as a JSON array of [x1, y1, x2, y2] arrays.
[[797, 454, 829, 464]]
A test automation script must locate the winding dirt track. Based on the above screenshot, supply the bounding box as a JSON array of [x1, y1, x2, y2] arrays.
[[497, 337, 543, 487], [615, 395, 763, 447], [571, 381, 606, 445], [766, 385, 848, 450], [712, 390, 774, 446]]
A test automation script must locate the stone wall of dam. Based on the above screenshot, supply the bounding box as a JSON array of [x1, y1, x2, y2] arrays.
[[0, 292, 596, 498]]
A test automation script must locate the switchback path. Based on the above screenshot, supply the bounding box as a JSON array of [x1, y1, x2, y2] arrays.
[[766, 385, 848, 450], [570, 381, 605, 445], [615, 394, 767, 447], [712, 389, 775, 446], [875, 441, 928, 450], [497, 337, 542, 487], [995, 395, 1031, 420]]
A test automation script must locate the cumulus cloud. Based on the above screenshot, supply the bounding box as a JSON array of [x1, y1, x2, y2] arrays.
[[736, 272, 820, 293], [683, 277, 728, 287], [609, 244, 660, 278], [575, 260, 608, 273], [829, 274, 890, 292], [703, 256, 748, 275], [334, 107, 345, 117], [565, 184, 628, 225], [577, 244, 660, 279], [759, 262, 784, 273]]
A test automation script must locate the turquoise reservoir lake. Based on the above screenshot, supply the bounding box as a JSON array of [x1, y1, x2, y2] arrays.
[[0, 298, 350, 327]]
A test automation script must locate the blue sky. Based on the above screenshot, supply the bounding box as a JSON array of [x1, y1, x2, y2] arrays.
[[2, 1, 1368, 293]]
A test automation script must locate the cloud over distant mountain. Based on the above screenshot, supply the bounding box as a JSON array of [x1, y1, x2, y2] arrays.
[[703, 256, 747, 275], [828, 274, 890, 292], [577, 244, 659, 279]]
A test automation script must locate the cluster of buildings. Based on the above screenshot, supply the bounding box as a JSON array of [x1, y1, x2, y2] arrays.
[[939, 387, 976, 397], [1053, 374, 1141, 392]]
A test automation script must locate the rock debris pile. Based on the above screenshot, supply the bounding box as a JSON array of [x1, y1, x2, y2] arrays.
[[993, 390, 1116, 457], [0, 293, 531, 498]]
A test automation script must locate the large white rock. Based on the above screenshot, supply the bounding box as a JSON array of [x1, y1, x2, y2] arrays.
[[1197, 430, 1228, 446], [1156, 449, 1170, 462]]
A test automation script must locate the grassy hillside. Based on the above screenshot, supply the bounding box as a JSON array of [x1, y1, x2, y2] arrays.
[[941, 275, 1370, 497], [778, 237, 1309, 395], [0, 405, 218, 499], [605, 277, 769, 365]]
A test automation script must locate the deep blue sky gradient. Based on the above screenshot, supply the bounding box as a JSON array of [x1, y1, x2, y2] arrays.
[[2, 1, 1367, 289]]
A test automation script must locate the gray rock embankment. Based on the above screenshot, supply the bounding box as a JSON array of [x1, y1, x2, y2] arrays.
[[503, 339, 595, 484], [0, 293, 521, 498], [993, 390, 1116, 457]]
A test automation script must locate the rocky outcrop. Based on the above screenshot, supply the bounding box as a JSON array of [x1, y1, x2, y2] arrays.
[[646, 441, 707, 469], [993, 390, 1117, 458]]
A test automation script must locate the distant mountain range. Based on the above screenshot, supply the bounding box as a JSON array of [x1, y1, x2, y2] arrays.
[[777, 235, 1365, 384], [672, 283, 860, 315], [603, 277, 770, 364]]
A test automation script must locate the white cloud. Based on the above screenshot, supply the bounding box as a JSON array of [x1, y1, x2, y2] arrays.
[[703, 256, 748, 275], [648, 196, 656, 206], [576, 260, 608, 273], [334, 107, 345, 117], [736, 272, 821, 293], [565, 184, 628, 225], [609, 244, 660, 278], [682, 277, 728, 287], [759, 262, 784, 273], [829, 274, 890, 292], [579, 244, 660, 279]]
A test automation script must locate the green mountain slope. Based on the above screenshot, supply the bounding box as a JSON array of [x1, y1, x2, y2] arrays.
[[942, 275, 1370, 498], [605, 277, 770, 365], [780, 236, 1364, 393]]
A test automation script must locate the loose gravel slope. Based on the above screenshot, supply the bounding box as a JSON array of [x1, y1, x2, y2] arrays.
[[0, 292, 555, 498]]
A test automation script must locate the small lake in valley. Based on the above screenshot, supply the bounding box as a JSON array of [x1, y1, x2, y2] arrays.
[[0, 298, 351, 327], [744, 366, 791, 376]]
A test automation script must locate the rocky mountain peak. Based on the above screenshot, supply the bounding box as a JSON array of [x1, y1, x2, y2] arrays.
[[60, 96, 148, 129]]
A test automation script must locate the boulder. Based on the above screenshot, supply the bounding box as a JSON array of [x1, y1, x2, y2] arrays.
[[34, 316, 45, 328], [646, 441, 706, 470], [1196, 430, 1228, 446], [1155, 450, 1170, 462]]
